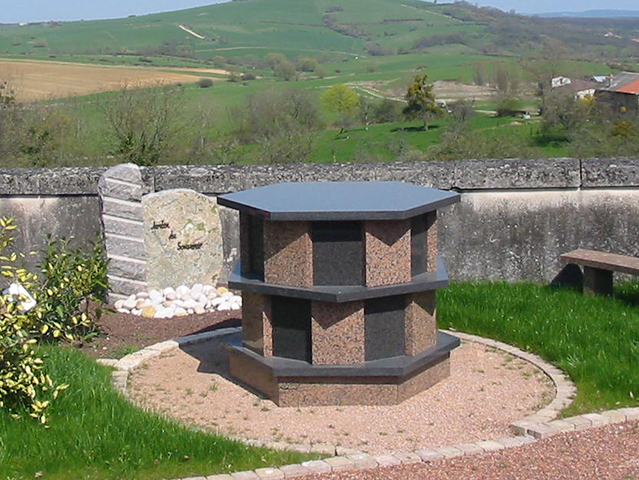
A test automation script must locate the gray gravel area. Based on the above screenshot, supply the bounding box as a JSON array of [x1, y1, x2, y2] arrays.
[[299, 421, 639, 480]]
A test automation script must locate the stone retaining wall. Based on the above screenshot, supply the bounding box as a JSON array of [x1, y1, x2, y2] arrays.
[[2, 158, 639, 283]]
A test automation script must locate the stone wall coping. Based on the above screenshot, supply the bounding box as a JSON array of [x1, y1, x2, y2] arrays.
[[95, 327, 639, 480], [4, 157, 639, 196]]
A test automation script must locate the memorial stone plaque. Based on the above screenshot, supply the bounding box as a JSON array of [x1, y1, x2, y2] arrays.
[[142, 189, 223, 289]]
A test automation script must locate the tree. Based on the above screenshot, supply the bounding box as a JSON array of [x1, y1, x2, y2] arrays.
[[273, 59, 297, 81], [321, 84, 360, 127], [101, 83, 184, 166], [403, 74, 442, 131]]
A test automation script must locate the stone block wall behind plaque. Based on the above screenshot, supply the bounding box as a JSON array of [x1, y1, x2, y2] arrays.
[[99, 164, 224, 302]]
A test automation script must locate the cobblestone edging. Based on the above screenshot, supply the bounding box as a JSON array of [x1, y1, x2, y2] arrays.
[[101, 329, 639, 480]]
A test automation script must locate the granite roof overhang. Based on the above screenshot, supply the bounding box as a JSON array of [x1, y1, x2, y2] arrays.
[[217, 181, 460, 221]]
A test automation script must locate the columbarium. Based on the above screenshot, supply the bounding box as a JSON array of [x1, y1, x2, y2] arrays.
[[218, 181, 460, 406]]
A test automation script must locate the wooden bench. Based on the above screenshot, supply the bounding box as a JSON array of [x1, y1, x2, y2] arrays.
[[560, 249, 639, 296]]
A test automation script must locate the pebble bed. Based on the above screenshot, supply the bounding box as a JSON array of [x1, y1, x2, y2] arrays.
[[114, 284, 242, 319]]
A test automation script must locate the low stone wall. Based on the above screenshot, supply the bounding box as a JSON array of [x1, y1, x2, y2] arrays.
[[2, 158, 639, 283]]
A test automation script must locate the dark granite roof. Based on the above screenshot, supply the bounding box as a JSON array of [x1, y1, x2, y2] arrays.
[[217, 181, 460, 220]]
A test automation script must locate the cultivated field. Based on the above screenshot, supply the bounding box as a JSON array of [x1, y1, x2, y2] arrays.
[[0, 59, 227, 101]]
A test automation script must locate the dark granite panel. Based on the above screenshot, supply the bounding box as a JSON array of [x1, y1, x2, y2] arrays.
[[411, 215, 427, 277], [365, 295, 406, 361], [365, 220, 411, 287], [229, 256, 449, 303], [311, 301, 365, 365], [264, 220, 312, 287], [312, 221, 364, 286], [241, 214, 264, 278], [271, 295, 312, 362]]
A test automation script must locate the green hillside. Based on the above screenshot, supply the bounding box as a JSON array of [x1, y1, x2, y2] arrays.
[[1, 0, 637, 67]]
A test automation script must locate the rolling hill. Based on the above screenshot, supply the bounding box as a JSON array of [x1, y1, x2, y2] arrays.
[[0, 0, 637, 67]]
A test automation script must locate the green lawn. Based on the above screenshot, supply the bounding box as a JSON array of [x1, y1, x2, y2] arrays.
[[0, 347, 316, 480], [439, 282, 639, 416]]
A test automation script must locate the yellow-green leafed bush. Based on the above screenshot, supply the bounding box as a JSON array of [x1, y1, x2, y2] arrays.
[[0, 217, 66, 423], [36, 235, 108, 342]]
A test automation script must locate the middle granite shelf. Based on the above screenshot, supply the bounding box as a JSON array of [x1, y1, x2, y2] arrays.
[[229, 255, 450, 303]]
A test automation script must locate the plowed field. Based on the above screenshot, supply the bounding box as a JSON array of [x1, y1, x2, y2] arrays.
[[0, 59, 227, 101]]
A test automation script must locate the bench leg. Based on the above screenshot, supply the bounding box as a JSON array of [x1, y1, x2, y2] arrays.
[[583, 267, 613, 296]]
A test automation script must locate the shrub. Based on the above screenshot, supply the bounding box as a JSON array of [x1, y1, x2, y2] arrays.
[[197, 78, 214, 88], [0, 218, 66, 423], [35, 235, 108, 342], [240, 72, 256, 81]]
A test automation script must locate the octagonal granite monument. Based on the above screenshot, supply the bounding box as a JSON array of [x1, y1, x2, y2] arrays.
[[218, 181, 461, 406]]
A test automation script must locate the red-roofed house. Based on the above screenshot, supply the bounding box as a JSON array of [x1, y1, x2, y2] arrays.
[[595, 72, 639, 112]]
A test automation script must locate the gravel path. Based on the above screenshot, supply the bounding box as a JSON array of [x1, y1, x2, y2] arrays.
[[129, 337, 554, 454], [297, 421, 639, 480]]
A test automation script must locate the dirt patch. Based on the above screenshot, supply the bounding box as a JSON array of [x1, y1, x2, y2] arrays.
[[128, 336, 555, 454], [80, 309, 240, 359], [0, 59, 227, 101]]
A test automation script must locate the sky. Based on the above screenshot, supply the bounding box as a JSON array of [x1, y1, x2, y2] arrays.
[[1, 0, 639, 24]]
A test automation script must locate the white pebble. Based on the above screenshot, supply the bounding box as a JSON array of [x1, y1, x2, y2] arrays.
[[149, 289, 163, 303], [114, 299, 124, 310], [191, 283, 203, 297], [194, 305, 205, 315], [231, 303, 241, 311], [165, 292, 177, 301], [174, 307, 187, 316], [202, 285, 215, 295], [136, 291, 149, 299], [176, 285, 190, 297], [163, 286, 176, 296], [222, 292, 234, 299], [123, 295, 138, 310], [211, 297, 225, 307]]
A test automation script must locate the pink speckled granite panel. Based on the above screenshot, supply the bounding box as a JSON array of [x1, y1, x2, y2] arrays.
[[276, 360, 450, 406], [278, 378, 399, 406], [399, 356, 450, 401], [426, 212, 438, 272], [228, 348, 279, 402], [240, 212, 251, 274], [311, 301, 365, 365], [405, 291, 437, 356], [241, 291, 265, 354], [365, 220, 411, 287], [264, 221, 312, 287], [263, 295, 273, 357]]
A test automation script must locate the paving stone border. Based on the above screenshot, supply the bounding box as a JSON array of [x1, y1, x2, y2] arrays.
[[101, 329, 639, 480]]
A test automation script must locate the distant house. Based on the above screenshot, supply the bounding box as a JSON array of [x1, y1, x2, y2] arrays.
[[595, 71, 639, 112], [550, 76, 600, 99]]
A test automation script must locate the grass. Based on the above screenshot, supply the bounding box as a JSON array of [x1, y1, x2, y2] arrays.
[[439, 282, 639, 416], [0, 346, 316, 480]]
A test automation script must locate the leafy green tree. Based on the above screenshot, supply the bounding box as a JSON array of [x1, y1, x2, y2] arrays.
[[321, 84, 360, 128], [403, 74, 442, 131], [273, 59, 297, 81]]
